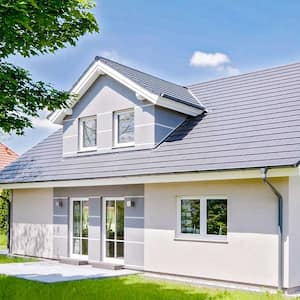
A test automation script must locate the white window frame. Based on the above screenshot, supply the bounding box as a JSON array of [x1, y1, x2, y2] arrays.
[[69, 197, 89, 259], [113, 109, 135, 148], [79, 116, 97, 152], [176, 195, 228, 242], [102, 197, 125, 264]]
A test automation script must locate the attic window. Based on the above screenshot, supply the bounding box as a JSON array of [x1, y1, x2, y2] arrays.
[[79, 116, 97, 151], [114, 109, 135, 147]]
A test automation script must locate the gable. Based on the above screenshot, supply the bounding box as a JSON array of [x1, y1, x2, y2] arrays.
[[49, 57, 204, 125], [62, 75, 186, 157]]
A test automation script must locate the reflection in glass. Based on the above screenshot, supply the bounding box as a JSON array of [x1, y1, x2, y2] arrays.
[[207, 199, 227, 235], [106, 201, 115, 240], [118, 111, 134, 144], [82, 201, 89, 238], [82, 118, 97, 148], [72, 200, 89, 256], [73, 201, 80, 237], [116, 201, 124, 240], [73, 238, 80, 255], [106, 241, 114, 258], [181, 199, 200, 234], [117, 242, 124, 258]]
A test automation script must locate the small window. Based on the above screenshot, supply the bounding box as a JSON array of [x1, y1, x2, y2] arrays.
[[79, 116, 97, 151], [114, 109, 134, 147], [177, 197, 227, 240]]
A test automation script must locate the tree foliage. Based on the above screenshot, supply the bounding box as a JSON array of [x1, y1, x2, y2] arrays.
[[0, 190, 9, 234], [0, 0, 99, 134]]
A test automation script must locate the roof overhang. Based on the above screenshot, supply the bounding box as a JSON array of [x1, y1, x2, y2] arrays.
[[48, 59, 204, 125], [1, 166, 298, 189]]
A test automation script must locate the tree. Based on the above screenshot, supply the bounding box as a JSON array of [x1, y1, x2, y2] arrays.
[[0, 190, 9, 234], [0, 0, 99, 135]]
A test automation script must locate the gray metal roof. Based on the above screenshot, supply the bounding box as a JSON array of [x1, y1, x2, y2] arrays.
[[96, 56, 203, 109], [1, 61, 300, 183]]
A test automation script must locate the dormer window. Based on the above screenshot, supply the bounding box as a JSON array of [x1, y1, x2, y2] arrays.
[[79, 116, 97, 151], [114, 109, 135, 147]]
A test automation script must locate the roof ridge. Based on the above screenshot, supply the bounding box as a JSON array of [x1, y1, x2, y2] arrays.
[[96, 56, 188, 90], [187, 60, 300, 87]]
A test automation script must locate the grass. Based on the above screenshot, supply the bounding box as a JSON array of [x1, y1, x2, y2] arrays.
[[0, 233, 7, 250], [0, 255, 36, 264], [0, 275, 293, 300]]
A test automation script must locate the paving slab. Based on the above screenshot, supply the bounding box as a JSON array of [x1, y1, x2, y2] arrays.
[[0, 260, 139, 283]]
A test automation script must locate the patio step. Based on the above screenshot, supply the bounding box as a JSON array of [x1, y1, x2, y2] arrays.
[[90, 261, 124, 270], [59, 257, 88, 266]]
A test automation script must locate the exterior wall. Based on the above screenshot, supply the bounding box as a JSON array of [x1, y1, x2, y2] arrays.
[[11, 188, 54, 258], [286, 176, 300, 288], [144, 179, 288, 287], [54, 185, 144, 267], [63, 75, 187, 157]]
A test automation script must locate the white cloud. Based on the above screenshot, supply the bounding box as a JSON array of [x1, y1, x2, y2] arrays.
[[190, 51, 230, 68], [190, 50, 240, 77], [31, 117, 60, 130]]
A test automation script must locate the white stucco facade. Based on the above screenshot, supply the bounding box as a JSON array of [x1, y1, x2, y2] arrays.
[[11, 188, 54, 258]]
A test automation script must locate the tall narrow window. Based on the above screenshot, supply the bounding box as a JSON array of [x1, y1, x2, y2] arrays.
[[207, 199, 227, 235], [114, 109, 134, 147], [79, 116, 97, 151]]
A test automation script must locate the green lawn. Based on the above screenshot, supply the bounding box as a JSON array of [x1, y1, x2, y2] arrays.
[[0, 275, 291, 300], [0, 255, 36, 264], [0, 233, 7, 250]]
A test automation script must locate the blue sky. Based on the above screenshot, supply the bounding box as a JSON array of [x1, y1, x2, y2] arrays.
[[4, 0, 300, 154]]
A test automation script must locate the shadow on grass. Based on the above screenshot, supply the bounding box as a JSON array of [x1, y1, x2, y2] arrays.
[[0, 274, 287, 300]]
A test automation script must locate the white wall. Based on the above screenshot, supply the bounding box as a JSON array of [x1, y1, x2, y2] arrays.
[[11, 188, 54, 258], [144, 179, 288, 287]]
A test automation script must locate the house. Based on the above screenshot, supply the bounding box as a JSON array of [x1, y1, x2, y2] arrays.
[[0, 143, 18, 171], [0, 143, 18, 194], [1, 57, 300, 292]]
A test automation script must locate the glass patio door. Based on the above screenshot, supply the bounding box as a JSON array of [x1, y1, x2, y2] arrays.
[[71, 199, 89, 258], [104, 198, 124, 262]]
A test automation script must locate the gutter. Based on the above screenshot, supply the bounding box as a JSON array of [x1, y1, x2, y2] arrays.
[[261, 167, 283, 290]]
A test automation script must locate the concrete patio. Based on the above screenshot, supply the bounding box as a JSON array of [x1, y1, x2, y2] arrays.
[[0, 260, 139, 283]]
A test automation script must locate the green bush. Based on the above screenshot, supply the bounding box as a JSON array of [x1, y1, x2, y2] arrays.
[[0, 190, 9, 235]]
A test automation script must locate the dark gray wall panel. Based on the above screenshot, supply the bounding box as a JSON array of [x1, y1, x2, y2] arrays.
[[88, 197, 101, 261], [53, 197, 69, 258]]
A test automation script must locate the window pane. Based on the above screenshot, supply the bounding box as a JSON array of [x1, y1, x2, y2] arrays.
[[118, 111, 134, 144], [73, 238, 80, 255], [106, 201, 116, 240], [117, 242, 124, 258], [82, 201, 89, 238], [207, 199, 227, 235], [82, 239, 88, 256], [82, 118, 96, 148], [116, 201, 124, 240], [181, 199, 200, 234], [106, 241, 114, 258], [73, 201, 81, 237]]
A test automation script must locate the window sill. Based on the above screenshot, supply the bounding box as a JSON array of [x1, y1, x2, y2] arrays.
[[78, 147, 97, 153], [174, 235, 228, 244], [112, 143, 135, 149]]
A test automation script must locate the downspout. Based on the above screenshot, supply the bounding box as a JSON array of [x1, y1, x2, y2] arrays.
[[261, 167, 283, 290]]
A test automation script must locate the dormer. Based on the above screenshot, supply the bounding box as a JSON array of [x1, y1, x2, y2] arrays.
[[48, 57, 205, 157]]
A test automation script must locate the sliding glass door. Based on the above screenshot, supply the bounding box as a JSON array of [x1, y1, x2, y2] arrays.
[[70, 198, 89, 258], [103, 198, 124, 263]]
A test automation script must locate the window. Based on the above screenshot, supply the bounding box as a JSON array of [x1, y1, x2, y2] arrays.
[[177, 196, 227, 240], [114, 109, 134, 147], [79, 116, 97, 151]]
